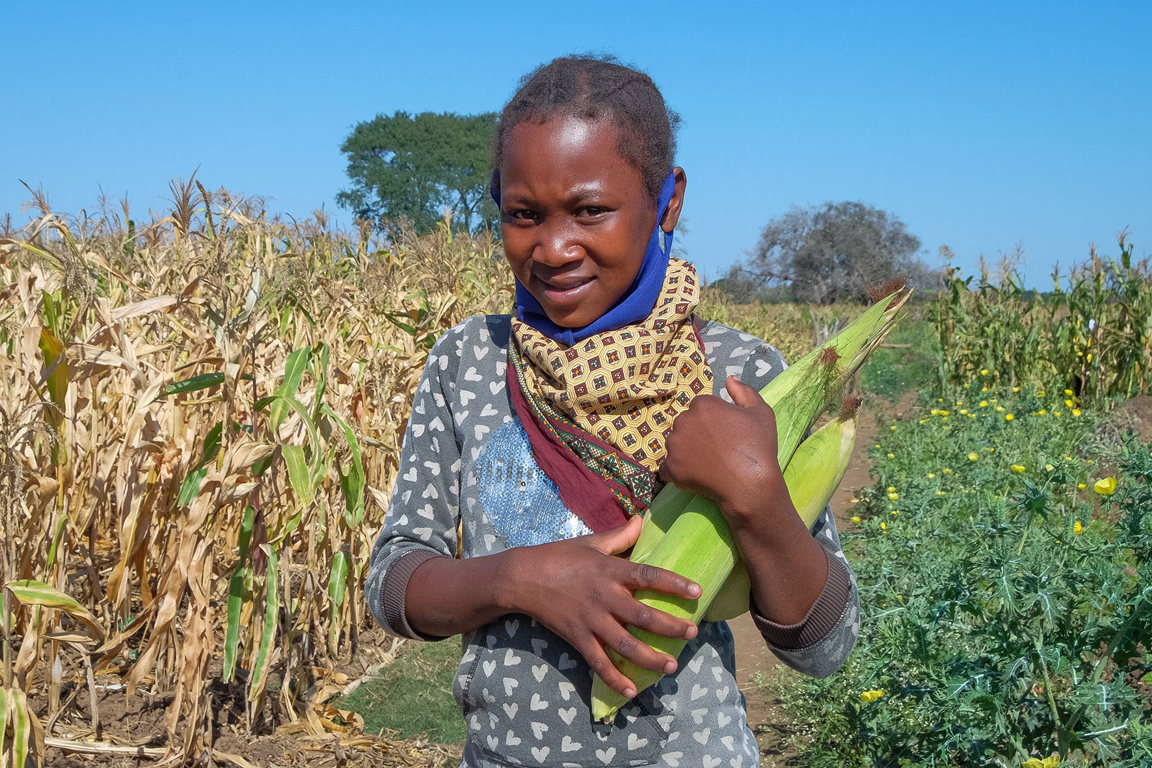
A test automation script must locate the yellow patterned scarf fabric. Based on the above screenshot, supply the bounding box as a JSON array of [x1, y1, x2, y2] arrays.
[[512, 257, 713, 473]]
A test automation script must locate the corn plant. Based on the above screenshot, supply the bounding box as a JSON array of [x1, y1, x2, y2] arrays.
[[0, 188, 512, 764], [933, 233, 1152, 403]]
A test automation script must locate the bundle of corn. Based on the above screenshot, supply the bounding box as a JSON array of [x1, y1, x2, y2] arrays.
[[591, 284, 912, 722]]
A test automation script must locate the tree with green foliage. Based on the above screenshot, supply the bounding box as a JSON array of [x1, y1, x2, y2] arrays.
[[729, 201, 930, 304], [337, 111, 498, 235]]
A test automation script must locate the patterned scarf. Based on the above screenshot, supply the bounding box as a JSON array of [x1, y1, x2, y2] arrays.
[[510, 257, 713, 519]]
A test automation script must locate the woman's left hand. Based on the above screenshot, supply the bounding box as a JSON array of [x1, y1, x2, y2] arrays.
[[659, 375, 829, 625], [659, 375, 788, 527]]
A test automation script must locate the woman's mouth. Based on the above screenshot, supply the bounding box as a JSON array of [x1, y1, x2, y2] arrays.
[[537, 275, 594, 303]]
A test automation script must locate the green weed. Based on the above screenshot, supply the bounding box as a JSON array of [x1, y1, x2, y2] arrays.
[[340, 638, 466, 744], [783, 387, 1152, 766]]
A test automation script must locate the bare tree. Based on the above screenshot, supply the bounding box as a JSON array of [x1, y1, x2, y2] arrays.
[[736, 201, 926, 304]]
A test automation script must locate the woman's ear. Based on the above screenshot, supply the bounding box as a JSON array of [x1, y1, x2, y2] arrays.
[[489, 170, 502, 206], [659, 167, 687, 233]]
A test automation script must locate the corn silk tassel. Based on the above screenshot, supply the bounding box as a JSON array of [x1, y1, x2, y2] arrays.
[[591, 284, 912, 723]]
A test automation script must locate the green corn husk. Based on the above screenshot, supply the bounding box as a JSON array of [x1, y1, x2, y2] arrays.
[[591, 285, 910, 723]]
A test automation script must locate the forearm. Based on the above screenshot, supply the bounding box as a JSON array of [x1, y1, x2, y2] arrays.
[[726, 498, 830, 626], [402, 549, 521, 639]]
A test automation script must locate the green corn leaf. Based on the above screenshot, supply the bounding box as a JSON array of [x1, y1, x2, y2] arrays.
[[38, 328, 68, 429], [323, 405, 366, 527], [5, 580, 104, 640], [5, 686, 34, 768], [176, 467, 208, 508], [158, 372, 225, 399], [271, 347, 310, 431], [282, 445, 315, 506], [248, 546, 280, 703], [311, 343, 330, 422], [223, 505, 256, 683], [0, 688, 8, 762], [327, 550, 351, 656]]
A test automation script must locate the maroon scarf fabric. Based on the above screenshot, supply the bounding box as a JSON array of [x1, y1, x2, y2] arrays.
[[507, 356, 631, 534]]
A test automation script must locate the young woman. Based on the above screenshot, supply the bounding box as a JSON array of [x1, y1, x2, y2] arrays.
[[367, 55, 859, 768]]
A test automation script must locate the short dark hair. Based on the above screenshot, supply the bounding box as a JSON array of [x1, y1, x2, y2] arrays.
[[493, 54, 680, 200]]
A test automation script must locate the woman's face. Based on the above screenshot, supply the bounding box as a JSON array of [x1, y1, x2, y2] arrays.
[[498, 116, 683, 328]]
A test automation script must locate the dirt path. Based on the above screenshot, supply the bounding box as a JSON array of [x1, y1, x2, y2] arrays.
[[732, 393, 916, 764]]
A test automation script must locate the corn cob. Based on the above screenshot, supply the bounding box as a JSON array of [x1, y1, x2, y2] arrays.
[[704, 398, 859, 622], [591, 285, 911, 722]]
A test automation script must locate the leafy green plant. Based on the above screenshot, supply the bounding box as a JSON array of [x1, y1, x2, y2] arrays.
[[781, 388, 1151, 766]]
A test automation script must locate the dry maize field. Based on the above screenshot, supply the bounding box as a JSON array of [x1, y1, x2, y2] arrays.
[[0, 185, 824, 766]]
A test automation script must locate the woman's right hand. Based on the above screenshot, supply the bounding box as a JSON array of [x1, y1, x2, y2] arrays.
[[505, 515, 702, 700]]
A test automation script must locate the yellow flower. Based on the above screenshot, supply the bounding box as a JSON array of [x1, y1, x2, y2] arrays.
[[860, 689, 886, 703], [887, 492, 899, 501], [1005, 413, 1014, 421], [1045, 463, 1054, 471], [1064, 388, 1074, 396], [1036, 409, 1047, 415], [927, 472, 936, 479], [887, 453, 895, 459], [1094, 477, 1116, 496], [1011, 465, 1026, 474], [1037, 391, 1046, 398], [880, 521, 887, 531], [969, 452, 979, 462], [980, 400, 988, 407], [1072, 408, 1081, 417], [936, 490, 946, 496], [1073, 520, 1084, 534], [1065, 398, 1074, 408], [850, 515, 861, 524], [887, 486, 896, 492], [959, 408, 969, 415], [890, 425, 897, 431], [1078, 482, 1087, 489], [1021, 756, 1060, 768], [943, 468, 952, 474], [995, 405, 1005, 412], [1013, 386, 1021, 393]]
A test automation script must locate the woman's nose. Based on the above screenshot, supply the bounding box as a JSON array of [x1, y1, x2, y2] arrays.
[[533, 221, 581, 266]]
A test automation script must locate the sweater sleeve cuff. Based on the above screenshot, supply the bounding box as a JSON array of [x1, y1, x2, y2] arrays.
[[381, 549, 450, 641], [751, 549, 852, 650]]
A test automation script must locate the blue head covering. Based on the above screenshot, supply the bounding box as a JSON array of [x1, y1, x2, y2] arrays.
[[491, 171, 678, 346]]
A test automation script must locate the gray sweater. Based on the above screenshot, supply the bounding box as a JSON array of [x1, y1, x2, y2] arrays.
[[366, 314, 860, 767]]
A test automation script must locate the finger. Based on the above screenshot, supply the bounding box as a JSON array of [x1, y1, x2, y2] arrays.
[[579, 639, 640, 699], [621, 595, 699, 643], [592, 514, 644, 556], [604, 623, 682, 676], [726, 375, 767, 410], [629, 561, 702, 602]]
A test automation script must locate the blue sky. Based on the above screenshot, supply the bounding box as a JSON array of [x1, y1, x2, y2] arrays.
[[3, 1, 1149, 286]]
